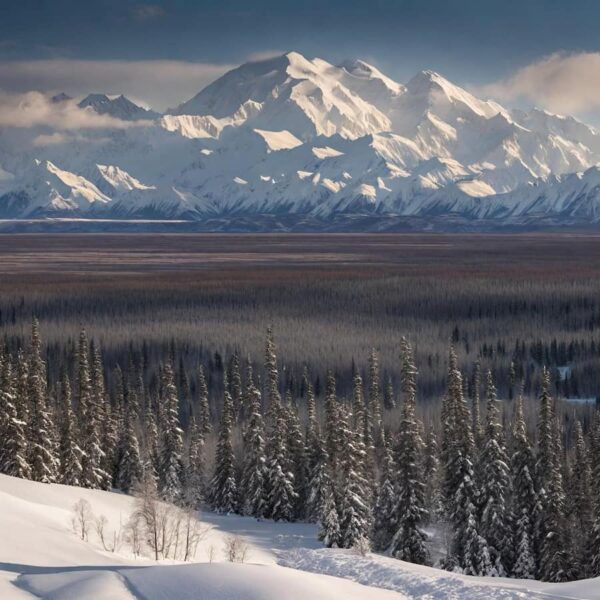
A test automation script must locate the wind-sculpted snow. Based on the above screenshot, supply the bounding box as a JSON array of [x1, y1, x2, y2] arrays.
[[0, 475, 598, 600], [2, 51, 600, 229], [279, 548, 598, 600]]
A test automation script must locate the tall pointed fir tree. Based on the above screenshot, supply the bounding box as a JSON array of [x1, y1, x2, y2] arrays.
[[183, 416, 205, 508], [116, 373, 143, 494], [323, 370, 340, 476], [318, 474, 340, 548], [285, 390, 307, 518], [389, 337, 429, 565], [0, 353, 31, 479], [158, 360, 184, 502], [142, 392, 160, 484], [196, 364, 211, 437], [338, 403, 372, 549], [589, 411, 600, 577], [442, 347, 480, 572], [383, 375, 396, 410], [368, 348, 383, 446], [240, 374, 267, 517], [91, 344, 112, 490], [471, 358, 483, 447], [536, 367, 572, 582], [57, 370, 82, 486], [372, 433, 396, 551], [209, 373, 238, 513], [510, 395, 537, 579], [570, 420, 592, 573], [263, 330, 296, 521], [478, 370, 510, 576], [229, 352, 243, 419], [423, 429, 443, 523], [77, 330, 105, 488], [27, 319, 58, 483]]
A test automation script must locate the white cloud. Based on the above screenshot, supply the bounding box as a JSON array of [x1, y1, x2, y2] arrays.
[[246, 50, 286, 63], [0, 91, 147, 130], [0, 59, 234, 111], [475, 52, 600, 116]]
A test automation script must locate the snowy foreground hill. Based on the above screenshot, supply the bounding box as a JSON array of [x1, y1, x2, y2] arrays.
[[2, 52, 600, 231], [1, 474, 599, 600]]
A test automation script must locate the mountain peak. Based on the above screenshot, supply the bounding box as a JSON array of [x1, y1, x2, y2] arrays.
[[78, 93, 159, 121]]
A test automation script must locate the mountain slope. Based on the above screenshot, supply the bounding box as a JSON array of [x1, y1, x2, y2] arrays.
[[1, 51, 600, 230]]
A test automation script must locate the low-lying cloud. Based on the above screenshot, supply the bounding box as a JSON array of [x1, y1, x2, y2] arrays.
[[0, 90, 148, 130], [477, 52, 600, 117], [0, 59, 233, 112]]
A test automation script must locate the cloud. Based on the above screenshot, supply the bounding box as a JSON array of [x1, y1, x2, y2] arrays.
[[0, 91, 147, 130], [0, 59, 234, 111], [246, 50, 286, 63], [131, 4, 166, 21], [476, 52, 600, 116]]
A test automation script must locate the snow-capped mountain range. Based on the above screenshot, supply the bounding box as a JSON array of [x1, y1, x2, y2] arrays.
[[1, 51, 600, 230]]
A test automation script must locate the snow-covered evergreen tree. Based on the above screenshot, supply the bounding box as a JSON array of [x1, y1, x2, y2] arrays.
[[338, 404, 372, 549], [0, 353, 31, 479], [536, 368, 573, 582], [57, 371, 82, 486], [478, 370, 510, 576], [510, 395, 537, 579], [77, 330, 105, 488], [383, 375, 395, 410], [372, 433, 396, 551], [116, 377, 143, 493], [318, 475, 340, 548], [570, 420, 592, 572], [91, 344, 111, 490], [240, 376, 267, 517], [27, 319, 58, 483], [389, 337, 429, 565], [209, 373, 238, 513], [158, 360, 184, 502], [183, 416, 205, 508], [196, 364, 211, 436], [367, 348, 382, 441]]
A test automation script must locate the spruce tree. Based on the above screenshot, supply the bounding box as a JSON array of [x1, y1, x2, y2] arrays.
[[27, 319, 58, 483], [570, 420, 592, 572], [183, 416, 205, 508], [478, 370, 510, 576], [158, 361, 184, 502], [209, 374, 238, 513], [91, 345, 112, 490], [77, 330, 105, 488], [368, 348, 382, 441], [389, 337, 429, 565], [116, 381, 143, 493], [57, 371, 82, 486], [240, 376, 267, 517], [0, 354, 31, 479], [318, 475, 340, 548], [536, 368, 572, 582], [372, 433, 396, 551], [338, 405, 372, 549], [510, 395, 537, 579], [196, 364, 211, 436]]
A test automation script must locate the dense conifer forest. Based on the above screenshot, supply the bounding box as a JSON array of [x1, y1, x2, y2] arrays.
[[1, 318, 599, 582]]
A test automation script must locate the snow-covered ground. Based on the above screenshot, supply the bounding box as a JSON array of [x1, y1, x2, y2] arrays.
[[1, 474, 598, 599]]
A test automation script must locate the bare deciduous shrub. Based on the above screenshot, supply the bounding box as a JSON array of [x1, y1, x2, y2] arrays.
[[71, 499, 94, 541], [95, 514, 123, 553], [224, 535, 249, 563]]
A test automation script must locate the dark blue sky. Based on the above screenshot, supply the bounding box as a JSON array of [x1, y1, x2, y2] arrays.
[[2, 0, 599, 83], [1, 0, 600, 118]]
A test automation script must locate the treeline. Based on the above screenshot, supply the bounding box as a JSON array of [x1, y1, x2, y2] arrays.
[[1, 321, 599, 582]]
